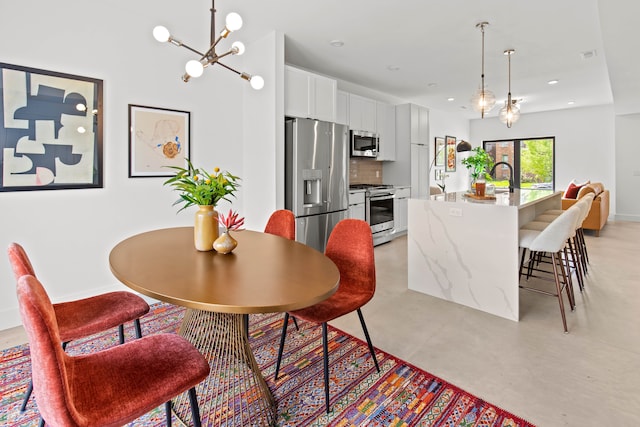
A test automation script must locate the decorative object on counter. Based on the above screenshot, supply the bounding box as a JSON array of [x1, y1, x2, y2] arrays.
[[164, 159, 240, 251], [461, 147, 494, 195], [444, 135, 457, 172], [470, 22, 496, 118], [499, 49, 521, 128], [214, 209, 244, 254], [152, 0, 264, 89]]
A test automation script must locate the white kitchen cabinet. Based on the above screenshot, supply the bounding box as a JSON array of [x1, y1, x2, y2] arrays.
[[285, 65, 337, 122], [396, 103, 429, 145], [349, 94, 377, 133], [410, 143, 430, 199], [348, 190, 366, 221], [392, 186, 411, 236], [336, 90, 349, 125], [376, 101, 396, 161]]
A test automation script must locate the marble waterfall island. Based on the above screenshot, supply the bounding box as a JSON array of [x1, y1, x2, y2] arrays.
[[407, 190, 562, 321]]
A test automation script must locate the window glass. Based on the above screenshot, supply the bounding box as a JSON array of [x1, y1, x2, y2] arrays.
[[483, 138, 555, 190]]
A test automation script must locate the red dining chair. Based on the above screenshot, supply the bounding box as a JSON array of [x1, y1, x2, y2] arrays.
[[16, 274, 210, 427], [274, 219, 380, 413], [245, 210, 297, 337], [7, 243, 151, 414]]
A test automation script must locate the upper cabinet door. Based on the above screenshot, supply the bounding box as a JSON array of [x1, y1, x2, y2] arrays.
[[376, 101, 396, 161], [284, 65, 336, 122], [349, 94, 377, 133], [336, 90, 349, 125]]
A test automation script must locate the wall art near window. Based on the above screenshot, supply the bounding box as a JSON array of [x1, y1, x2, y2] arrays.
[[434, 137, 445, 166], [445, 135, 456, 172], [0, 63, 103, 192], [128, 104, 190, 177]]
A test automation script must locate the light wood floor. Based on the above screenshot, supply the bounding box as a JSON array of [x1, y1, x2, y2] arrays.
[[3, 221, 640, 425]]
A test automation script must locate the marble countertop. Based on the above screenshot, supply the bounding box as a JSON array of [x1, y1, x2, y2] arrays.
[[429, 189, 562, 209]]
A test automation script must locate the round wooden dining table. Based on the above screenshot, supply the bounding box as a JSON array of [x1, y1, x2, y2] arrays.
[[109, 227, 340, 427]]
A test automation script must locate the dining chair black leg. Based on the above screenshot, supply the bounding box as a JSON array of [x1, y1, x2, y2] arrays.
[[134, 318, 143, 339], [38, 418, 45, 427], [322, 322, 330, 413], [274, 313, 290, 380], [165, 401, 172, 426], [19, 381, 33, 412], [357, 309, 380, 372], [292, 316, 299, 331], [118, 324, 125, 344], [189, 387, 203, 427]]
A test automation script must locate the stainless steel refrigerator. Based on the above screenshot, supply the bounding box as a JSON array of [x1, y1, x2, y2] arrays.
[[285, 117, 348, 253]]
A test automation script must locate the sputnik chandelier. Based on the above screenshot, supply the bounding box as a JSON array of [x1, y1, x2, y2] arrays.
[[153, 0, 264, 89], [470, 22, 496, 118], [499, 49, 520, 128]]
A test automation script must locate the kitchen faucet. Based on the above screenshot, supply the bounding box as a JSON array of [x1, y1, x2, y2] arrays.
[[489, 162, 515, 193]]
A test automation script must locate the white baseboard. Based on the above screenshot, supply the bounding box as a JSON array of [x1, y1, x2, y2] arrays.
[[615, 214, 640, 222]]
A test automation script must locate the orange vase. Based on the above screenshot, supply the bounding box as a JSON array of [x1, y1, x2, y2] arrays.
[[194, 205, 219, 251]]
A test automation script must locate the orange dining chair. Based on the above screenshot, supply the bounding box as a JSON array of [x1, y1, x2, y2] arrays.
[[16, 274, 210, 427], [7, 243, 151, 414], [274, 219, 380, 413], [245, 210, 297, 337]]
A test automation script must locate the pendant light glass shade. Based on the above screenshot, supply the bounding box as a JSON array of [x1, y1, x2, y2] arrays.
[[471, 87, 496, 115], [499, 100, 520, 127]]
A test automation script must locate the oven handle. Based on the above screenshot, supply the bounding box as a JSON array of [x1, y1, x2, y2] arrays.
[[369, 193, 395, 201]]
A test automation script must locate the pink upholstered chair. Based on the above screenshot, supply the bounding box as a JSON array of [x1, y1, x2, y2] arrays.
[[17, 274, 210, 427], [274, 219, 380, 413], [246, 210, 297, 337], [264, 209, 296, 241], [7, 243, 151, 414]]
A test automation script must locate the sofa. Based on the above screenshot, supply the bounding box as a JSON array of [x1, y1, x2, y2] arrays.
[[561, 182, 609, 236]]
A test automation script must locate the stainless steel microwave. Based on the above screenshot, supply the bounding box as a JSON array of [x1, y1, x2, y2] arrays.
[[350, 130, 379, 158]]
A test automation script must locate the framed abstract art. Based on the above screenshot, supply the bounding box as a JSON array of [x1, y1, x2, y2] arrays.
[[0, 62, 103, 192], [445, 135, 457, 172]]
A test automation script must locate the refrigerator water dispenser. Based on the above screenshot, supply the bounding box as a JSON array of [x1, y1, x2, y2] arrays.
[[302, 169, 322, 207]]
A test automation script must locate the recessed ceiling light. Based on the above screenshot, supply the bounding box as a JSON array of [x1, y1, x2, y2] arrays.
[[568, 101, 575, 105], [548, 80, 559, 85], [387, 65, 400, 71], [580, 50, 597, 60], [447, 97, 455, 102], [427, 82, 438, 88], [329, 40, 344, 47]]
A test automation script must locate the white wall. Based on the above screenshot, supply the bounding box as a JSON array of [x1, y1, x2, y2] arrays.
[[470, 105, 616, 215], [0, 0, 277, 328], [428, 108, 471, 192], [614, 114, 640, 221]]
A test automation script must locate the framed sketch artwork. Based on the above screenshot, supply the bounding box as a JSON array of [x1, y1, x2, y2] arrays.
[[0, 62, 103, 192], [128, 104, 190, 177], [445, 135, 457, 172]]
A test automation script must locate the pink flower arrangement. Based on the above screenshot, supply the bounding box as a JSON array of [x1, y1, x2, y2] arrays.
[[218, 209, 245, 232]]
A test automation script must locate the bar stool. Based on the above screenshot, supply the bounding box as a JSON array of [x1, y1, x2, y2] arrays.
[[518, 206, 582, 332]]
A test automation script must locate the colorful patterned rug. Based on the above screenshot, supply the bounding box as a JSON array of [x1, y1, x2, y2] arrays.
[[1, 303, 534, 426]]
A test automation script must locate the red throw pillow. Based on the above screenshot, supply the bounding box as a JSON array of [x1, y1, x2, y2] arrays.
[[564, 182, 582, 199]]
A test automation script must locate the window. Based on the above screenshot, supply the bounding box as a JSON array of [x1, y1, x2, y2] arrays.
[[484, 137, 555, 190]]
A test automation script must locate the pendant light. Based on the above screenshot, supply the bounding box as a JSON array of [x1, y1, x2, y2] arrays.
[[153, 0, 264, 89], [499, 49, 520, 128], [470, 22, 496, 118]]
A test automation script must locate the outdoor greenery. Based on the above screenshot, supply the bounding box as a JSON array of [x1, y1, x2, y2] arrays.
[[520, 139, 553, 184]]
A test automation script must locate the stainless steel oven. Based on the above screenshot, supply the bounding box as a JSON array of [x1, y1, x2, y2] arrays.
[[366, 187, 395, 246]]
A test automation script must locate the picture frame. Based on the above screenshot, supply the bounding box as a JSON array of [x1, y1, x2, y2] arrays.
[[434, 137, 445, 167], [128, 104, 190, 177], [0, 62, 103, 192], [445, 135, 457, 172]]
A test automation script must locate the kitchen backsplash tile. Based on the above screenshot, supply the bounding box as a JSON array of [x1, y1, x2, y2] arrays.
[[349, 158, 383, 185]]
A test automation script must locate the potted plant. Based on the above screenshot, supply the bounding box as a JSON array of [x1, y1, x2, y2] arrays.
[[461, 147, 494, 195], [164, 159, 240, 251]]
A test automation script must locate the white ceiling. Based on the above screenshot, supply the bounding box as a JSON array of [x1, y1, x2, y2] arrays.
[[212, 0, 639, 119]]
